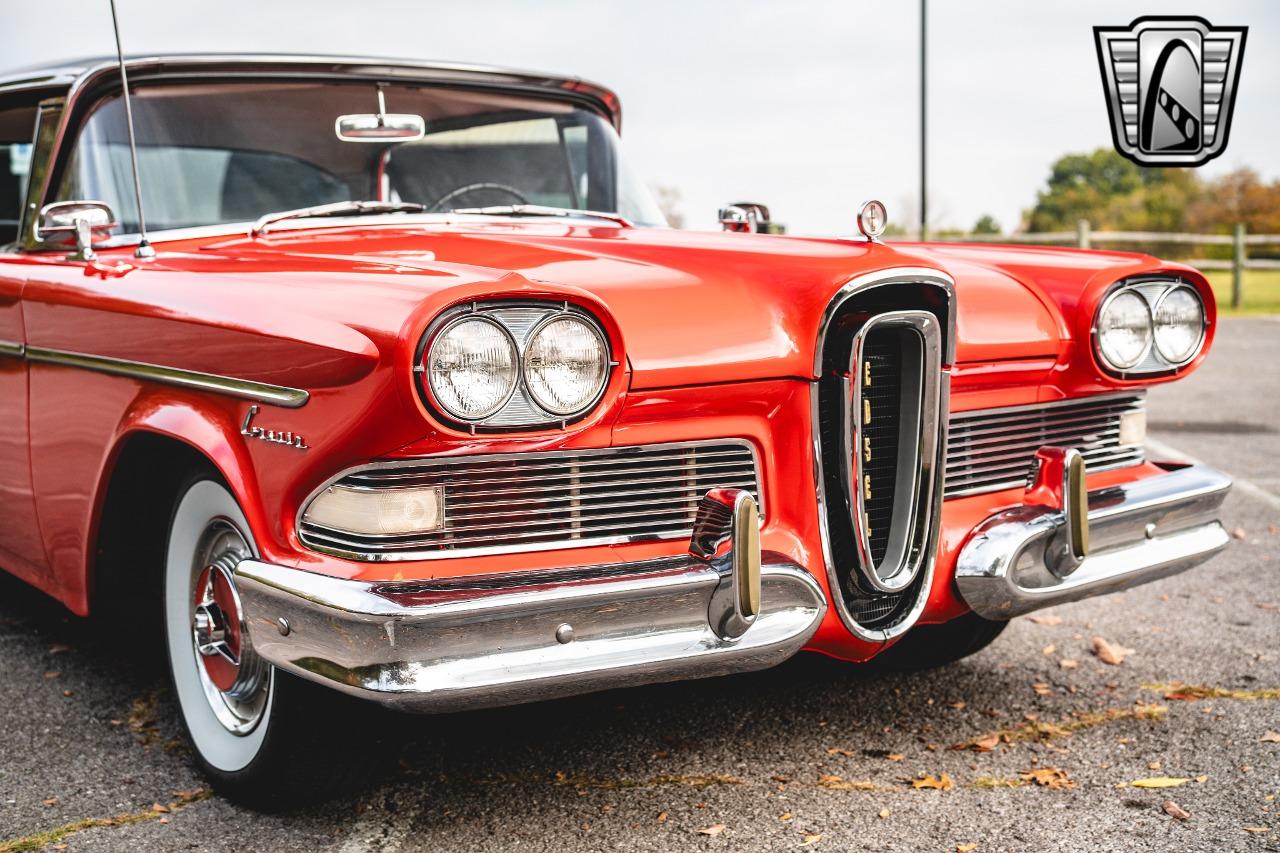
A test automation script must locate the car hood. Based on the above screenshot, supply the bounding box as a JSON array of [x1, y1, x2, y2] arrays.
[[168, 223, 1134, 389]]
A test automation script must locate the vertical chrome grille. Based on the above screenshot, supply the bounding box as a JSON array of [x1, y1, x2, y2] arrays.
[[945, 393, 1145, 499], [859, 331, 905, 563]]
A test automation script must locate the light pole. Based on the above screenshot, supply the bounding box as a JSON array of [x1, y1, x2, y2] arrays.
[[920, 0, 927, 240]]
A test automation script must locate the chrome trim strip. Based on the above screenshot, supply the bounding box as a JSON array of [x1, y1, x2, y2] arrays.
[[24, 346, 309, 408], [296, 438, 763, 561], [956, 463, 1231, 618], [234, 552, 826, 712], [0, 340, 24, 358], [809, 267, 956, 643]]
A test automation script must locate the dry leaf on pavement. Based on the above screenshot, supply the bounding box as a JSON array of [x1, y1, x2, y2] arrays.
[[971, 734, 1001, 752], [1059, 659, 1079, 669], [957, 845, 979, 853], [912, 774, 954, 790], [878, 808, 890, 819], [1020, 767, 1074, 789], [1042, 644, 1056, 656], [696, 824, 726, 836], [801, 833, 823, 846], [1092, 636, 1134, 665], [1261, 731, 1280, 743], [1163, 800, 1191, 821], [1131, 777, 1190, 788], [826, 747, 855, 757], [1028, 614, 1063, 625]]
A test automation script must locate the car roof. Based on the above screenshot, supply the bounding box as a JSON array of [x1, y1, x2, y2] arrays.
[[0, 53, 623, 129]]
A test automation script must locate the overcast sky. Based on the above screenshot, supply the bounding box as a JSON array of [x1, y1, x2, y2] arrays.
[[3, 0, 1275, 235]]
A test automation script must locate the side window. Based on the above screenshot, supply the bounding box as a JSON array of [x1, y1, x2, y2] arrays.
[[0, 103, 37, 246]]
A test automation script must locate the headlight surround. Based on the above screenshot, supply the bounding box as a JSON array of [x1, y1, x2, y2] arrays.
[[1095, 288, 1153, 371], [523, 314, 610, 416], [425, 315, 519, 421], [1152, 284, 1206, 365]]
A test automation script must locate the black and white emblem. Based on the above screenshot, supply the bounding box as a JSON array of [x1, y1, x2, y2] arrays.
[[1094, 16, 1247, 167]]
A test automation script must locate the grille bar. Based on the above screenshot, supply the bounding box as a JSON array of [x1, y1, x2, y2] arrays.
[[299, 441, 761, 560], [944, 393, 1144, 499]]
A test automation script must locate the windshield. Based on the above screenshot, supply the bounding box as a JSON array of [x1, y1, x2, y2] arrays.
[[55, 79, 667, 233]]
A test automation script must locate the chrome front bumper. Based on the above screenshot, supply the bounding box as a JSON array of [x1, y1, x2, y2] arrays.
[[235, 530, 826, 712], [956, 463, 1231, 619]]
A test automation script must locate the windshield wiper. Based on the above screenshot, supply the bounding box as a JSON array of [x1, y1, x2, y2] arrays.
[[251, 200, 426, 237], [449, 204, 633, 227]]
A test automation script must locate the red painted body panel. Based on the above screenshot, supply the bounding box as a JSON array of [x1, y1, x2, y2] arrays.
[[0, 222, 1215, 661]]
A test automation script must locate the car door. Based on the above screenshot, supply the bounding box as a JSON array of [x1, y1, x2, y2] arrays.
[[0, 100, 50, 585]]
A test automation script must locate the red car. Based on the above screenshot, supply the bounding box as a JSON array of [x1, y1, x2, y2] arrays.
[[0, 55, 1229, 806]]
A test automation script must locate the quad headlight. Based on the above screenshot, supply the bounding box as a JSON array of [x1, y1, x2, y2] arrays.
[[426, 316, 519, 421], [1093, 280, 1207, 375], [419, 303, 613, 428], [1152, 285, 1206, 365], [523, 315, 609, 415]]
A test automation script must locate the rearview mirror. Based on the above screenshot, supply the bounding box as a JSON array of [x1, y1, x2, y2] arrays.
[[336, 113, 425, 142]]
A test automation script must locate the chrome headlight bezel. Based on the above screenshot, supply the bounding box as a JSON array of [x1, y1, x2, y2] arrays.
[[415, 301, 615, 431], [1092, 278, 1207, 376], [1094, 287, 1154, 371]]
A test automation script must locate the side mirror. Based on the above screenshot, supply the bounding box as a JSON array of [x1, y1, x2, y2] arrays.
[[719, 202, 773, 234], [35, 200, 118, 261]]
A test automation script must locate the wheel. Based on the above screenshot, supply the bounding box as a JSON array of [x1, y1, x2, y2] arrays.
[[869, 611, 1009, 672], [163, 475, 379, 809]]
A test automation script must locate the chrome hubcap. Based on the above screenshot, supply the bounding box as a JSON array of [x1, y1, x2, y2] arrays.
[[190, 521, 270, 734]]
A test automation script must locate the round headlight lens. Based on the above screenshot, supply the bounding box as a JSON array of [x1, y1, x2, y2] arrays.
[[1153, 285, 1205, 365], [1096, 289, 1153, 370], [523, 315, 609, 416], [427, 317, 518, 421]]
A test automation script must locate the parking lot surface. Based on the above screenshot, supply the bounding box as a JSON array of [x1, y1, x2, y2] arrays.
[[2, 317, 1277, 853]]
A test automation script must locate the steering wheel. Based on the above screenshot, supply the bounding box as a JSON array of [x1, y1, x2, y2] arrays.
[[429, 182, 530, 212]]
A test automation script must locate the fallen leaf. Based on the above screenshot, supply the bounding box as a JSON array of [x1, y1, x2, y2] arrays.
[[1020, 767, 1074, 789], [48, 643, 73, 654], [657, 811, 668, 823], [912, 774, 954, 790], [1131, 777, 1190, 788], [971, 734, 1001, 753], [826, 747, 855, 757], [1257, 603, 1278, 611], [1059, 659, 1079, 669], [1042, 644, 1056, 656], [62, 689, 74, 697], [887, 753, 904, 762], [778, 813, 793, 822], [1148, 761, 1162, 770], [949, 701, 967, 710], [151, 804, 169, 814], [1261, 731, 1280, 743], [1231, 527, 1246, 540], [957, 845, 979, 853], [1195, 775, 1208, 783], [43, 797, 58, 806], [1243, 827, 1268, 834], [1092, 636, 1134, 665], [878, 808, 890, 819], [43, 671, 60, 680], [1163, 800, 1191, 821], [801, 833, 822, 846], [817, 773, 877, 791], [696, 824, 726, 836], [1028, 614, 1063, 626], [1033, 682, 1052, 696]]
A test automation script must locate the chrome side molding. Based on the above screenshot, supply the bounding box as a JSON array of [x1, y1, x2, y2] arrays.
[[956, 462, 1231, 619], [19, 346, 309, 408]]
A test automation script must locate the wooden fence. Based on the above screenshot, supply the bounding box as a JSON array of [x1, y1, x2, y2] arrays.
[[916, 221, 1280, 308]]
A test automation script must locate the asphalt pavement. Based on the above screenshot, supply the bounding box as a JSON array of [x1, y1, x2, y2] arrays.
[[1, 316, 1277, 853]]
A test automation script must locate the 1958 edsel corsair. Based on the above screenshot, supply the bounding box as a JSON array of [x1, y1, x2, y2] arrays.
[[0, 55, 1231, 806]]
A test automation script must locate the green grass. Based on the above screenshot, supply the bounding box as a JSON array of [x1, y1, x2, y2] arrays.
[[1204, 269, 1280, 315]]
